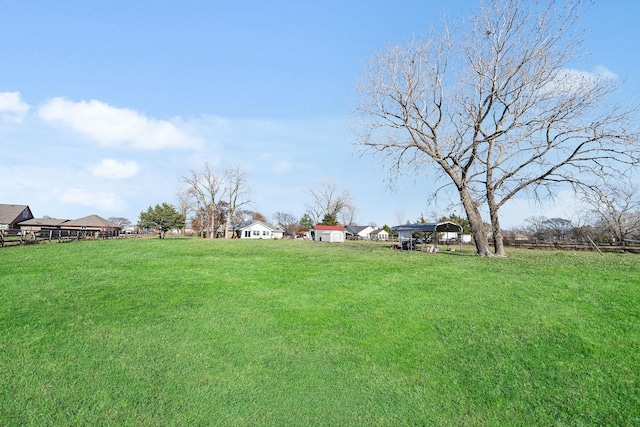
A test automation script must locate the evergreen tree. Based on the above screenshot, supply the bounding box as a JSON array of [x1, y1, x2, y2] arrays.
[[320, 213, 338, 226], [299, 213, 313, 231], [138, 203, 186, 239]]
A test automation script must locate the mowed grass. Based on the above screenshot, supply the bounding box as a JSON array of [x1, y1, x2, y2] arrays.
[[1, 238, 639, 426]]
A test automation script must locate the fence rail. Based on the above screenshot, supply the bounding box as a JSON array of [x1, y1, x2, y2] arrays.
[[503, 238, 640, 253], [0, 229, 132, 248]]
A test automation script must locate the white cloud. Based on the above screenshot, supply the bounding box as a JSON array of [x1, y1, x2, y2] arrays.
[[59, 188, 127, 212], [0, 91, 30, 122], [592, 65, 618, 81], [38, 97, 203, 150], [88, 158, 139, 179], [547, 66, 618, 95]]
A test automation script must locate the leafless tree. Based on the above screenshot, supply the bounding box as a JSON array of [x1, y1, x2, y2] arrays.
[[580, 182, 640, 244], [108, 217, 131, 228], [354, 0, 640, 256], [223, 165, 251, 239], [273, 211, 299, 235], [306, 180, 355, 225], [175, 187, 194, 234], [524, 215, 548, 239], [542, 217, 574, 241], [181, 163, 224, 238], [338, 204, 357, 226], [244, 210, 267, 222]]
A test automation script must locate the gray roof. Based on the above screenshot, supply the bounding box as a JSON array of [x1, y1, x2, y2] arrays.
[[18, 218, 69, 227], [370, 229, 387, 235], [64, 215, 120, 229], [391, 221, 462, 233], [0, 204, 31, 225], [345, 225, 373, 235], [234, 219, 283, 232]]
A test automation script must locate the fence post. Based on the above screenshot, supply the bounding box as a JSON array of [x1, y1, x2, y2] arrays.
[[1, 230, 4, 248]]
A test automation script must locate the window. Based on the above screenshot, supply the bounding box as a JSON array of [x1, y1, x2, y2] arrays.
[[263, 231, 269, 236], [22, 208, 29, 219], [252, 230, 260, 236]]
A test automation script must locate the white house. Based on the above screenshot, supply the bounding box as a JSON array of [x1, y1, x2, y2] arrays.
[[370, 228, 389, 241], [234, 220, 284, 239], [311, 225, 346, 242], [345, 225, 376, 240]]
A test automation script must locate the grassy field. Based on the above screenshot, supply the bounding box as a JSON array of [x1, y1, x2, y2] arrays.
[[1, 238, 639, 426]]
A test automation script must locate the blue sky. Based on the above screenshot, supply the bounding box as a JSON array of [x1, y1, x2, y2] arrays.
[[1, 1, 638, 229]]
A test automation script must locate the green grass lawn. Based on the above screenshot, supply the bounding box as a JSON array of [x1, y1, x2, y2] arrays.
[[1, 238, 639, 426]]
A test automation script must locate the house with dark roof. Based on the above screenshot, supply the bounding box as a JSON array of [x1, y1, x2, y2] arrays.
[[0, 204, 33, 230], [345, 224, 389, 241], [345, 225, 376, 240]]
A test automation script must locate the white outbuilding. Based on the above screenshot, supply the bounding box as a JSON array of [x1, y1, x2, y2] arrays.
[[310, 225, 346, 242]]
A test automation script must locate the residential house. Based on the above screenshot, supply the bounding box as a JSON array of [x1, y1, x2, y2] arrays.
[[311, 224, 346, 242], [370, 228, 389, 241], [0, 204, 33, 230], [233, 220, 284, 239], [345, 225, 376, 240]]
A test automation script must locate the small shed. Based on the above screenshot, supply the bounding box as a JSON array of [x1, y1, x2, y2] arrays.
[[311, 225, 346, 243]]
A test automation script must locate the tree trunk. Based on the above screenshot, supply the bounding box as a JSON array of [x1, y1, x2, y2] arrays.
[[208, 205, 216, 239], [489, 206, 507, 257], [224, 217, 231, 239], [225, 193, 232, 239], [459, 187, 493, 256]]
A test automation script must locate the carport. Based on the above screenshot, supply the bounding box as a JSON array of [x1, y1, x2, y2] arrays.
[[391, 221, 463, 252]]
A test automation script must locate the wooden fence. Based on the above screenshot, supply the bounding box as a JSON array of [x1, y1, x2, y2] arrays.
[[0, 229, 125, 248], [503, 238, 640, 254]]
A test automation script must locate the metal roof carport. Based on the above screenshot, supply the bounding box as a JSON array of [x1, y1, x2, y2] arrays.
[[391, 221, 463, 252]]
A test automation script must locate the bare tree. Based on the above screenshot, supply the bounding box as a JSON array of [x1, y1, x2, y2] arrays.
[[223, 166, 251, 239], [175, 187, 194, 234], [355, 0, 640, 256], [181, 163, 224, 239], [306, 180, 355, 225], [581, 183, 640, 244], [542, 217, 574, 242], [524, 215, 548, 240], [244, 210, 267, 222], [273, 211, 298, 235], [338, 203, 357, 226], [108, 217, 131, 228]]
